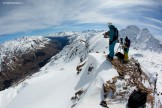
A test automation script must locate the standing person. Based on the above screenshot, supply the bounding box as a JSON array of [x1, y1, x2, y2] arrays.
[[123, 36, 131, 62], [107, 23, 118, 61]]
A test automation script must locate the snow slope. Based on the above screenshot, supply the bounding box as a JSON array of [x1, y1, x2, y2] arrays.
[[74, 53, 120, 108], [0, 26, 162, 108], [3, 52, 117, 108]]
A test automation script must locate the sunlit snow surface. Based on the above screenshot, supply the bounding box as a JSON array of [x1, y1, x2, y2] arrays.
[[0, 28, 162, 108]]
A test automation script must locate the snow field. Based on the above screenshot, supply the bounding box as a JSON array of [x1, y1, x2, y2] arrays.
[[0, 28, 162, 108]]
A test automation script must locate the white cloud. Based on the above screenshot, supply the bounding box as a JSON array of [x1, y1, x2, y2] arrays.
[[0, 0, 162, 36], [145, 17, 162, 25], [142, 23, 162, 31]]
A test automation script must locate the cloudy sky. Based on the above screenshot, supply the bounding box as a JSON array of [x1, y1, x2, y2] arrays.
[[0, 0, 162, 42]]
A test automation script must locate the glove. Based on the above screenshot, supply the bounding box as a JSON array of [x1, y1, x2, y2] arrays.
[[104, 34, 108, 38]]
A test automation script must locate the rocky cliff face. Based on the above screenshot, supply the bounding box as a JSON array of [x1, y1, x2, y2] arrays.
[[0, 36, 69, 90]]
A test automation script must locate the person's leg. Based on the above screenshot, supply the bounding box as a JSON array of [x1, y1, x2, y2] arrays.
[[124, 49, 129, 62], [124, 52, 128, 61], [108, 44, 111, 57], [109, 42, 116, 58]]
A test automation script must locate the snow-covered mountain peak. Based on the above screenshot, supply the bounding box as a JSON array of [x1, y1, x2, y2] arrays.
[[141, 28, 150, 33], [0, 36, 55, 69], [1, 36, 50, 54], [49, 32, 75, 37], [0, 27, 162, 108], [119, 25, 140, 42], [136, 28, 152, 42], [140, 28, 152, 38], [0, 36, 50, 71], [119, 25, 162, 52], [125, 25, 141, 33]]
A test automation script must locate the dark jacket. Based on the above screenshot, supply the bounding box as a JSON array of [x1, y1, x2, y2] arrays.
[[108, 25, 116, 42]]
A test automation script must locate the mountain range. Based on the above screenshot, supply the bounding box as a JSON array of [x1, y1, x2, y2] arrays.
[[0, 25, 162, 108]]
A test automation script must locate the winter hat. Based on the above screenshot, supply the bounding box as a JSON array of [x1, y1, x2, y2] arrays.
[[125, 36, 128, 41], [107, 22, 112, 27]]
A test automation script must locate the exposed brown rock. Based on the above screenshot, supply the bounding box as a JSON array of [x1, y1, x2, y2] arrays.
[[76, 62, 86, 75], [0, 40, 65, 90]]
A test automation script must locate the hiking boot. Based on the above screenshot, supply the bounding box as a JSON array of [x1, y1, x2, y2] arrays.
[[100, 100, 109, 108], [106, 55, 113, 61]]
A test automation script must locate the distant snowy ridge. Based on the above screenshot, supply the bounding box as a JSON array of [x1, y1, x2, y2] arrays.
[[0, 36, 50, 73], [47, 30, 103, 64], [120, 25, 162, 52], [0, 26, 162, 108], [0, 36, 50, 58], [49, 26, 162, 53], [1, 28, 161, 108], [0, 36, 49, 61], [0, 26, 161, 65]]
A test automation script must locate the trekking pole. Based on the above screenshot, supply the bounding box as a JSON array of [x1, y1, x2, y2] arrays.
[[115, 43, 122, 54], [153, 73, 158, 108], [115, 38, 123, 54]]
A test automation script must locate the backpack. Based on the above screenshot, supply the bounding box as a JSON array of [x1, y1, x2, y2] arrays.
[[100, 100, 109, 108], [128, 90, 147, 108], [112, 27, 118, 41], [115, 52, 124, 60]]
